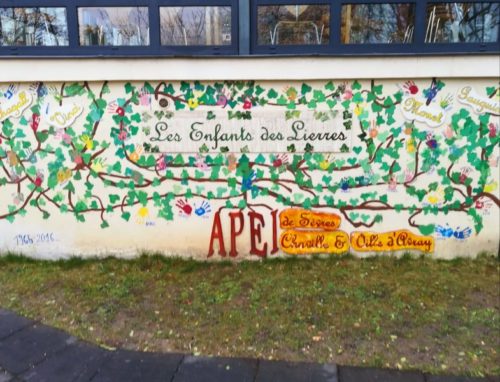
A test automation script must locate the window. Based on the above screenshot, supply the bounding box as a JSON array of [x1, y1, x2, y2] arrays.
[[160, 6, 232, 46], [257, 5, 330, 45], [0, 0, 498, 56], [341, 4, 416, 44], [425, 2, 499, 43], [0, 7, 68, 46], [78, 7, 150, 46]]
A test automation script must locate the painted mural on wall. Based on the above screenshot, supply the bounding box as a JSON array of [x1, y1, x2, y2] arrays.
[[0, 78, 498, 258]]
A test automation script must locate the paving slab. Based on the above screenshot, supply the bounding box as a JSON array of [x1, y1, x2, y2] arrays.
[[20, 340, 108, 382], [339, 365, 425, 382], [0, 368, 13, 382], [91, 349, 183, 382], [426, 375, 489, 381], [0, 324, 74, 375], [172, 355, 258, 382], [256, 359, 338, 382], [0, 309, 33, 340]]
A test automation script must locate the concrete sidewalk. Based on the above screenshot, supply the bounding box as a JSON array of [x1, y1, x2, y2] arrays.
[[0, 309, 497, 382]]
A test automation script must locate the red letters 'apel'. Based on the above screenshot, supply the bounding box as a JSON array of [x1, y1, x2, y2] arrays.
[[207, 210, 279, 258]]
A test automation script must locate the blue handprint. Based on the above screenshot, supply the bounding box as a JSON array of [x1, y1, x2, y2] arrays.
[[195, 201, 212, 217], [340, 177, 350, 192], [423, 79, 443, 105], [241, 170, 256, 192], [241, 170, 259, 198], [453, 227, 472, 240], [435, 224, 454, 239], [4, 84, 18, 100]]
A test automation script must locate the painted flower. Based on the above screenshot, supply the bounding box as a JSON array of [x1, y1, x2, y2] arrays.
[[354, 104, 363, 116], [443, 125, 454, 139], [7, 151, 18, 166], [130, 151, 140, 162], [118, 130, 128, 142], [90, 158, 105, 173], [195, 155, 210, 172], [73, 155, 83, 165], [80, 134, 94, 150], [489, 123, 498, 138], [484, 180, 498, 193], [155, 154, 169, 171], [30, 113, 40, 132], [138, 206, 149, 218], [243, 99, 252, 110], [426, 187, 444, 205], [33, 171, 44, 187], [216, 93, 228, 107], [12, 192, 24, 205], [188, 98, 199, 109], [227, 154, 238, 172], [57, 168, 72, 184], [319, 155, 332, 171]]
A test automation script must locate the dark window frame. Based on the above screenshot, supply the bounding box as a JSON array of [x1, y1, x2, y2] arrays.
[[251, 0, 334, 54], [157, 0, 239, 55], [0, 0, 498, 57]]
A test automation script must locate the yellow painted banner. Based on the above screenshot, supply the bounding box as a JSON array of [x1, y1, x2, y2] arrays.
[[279, 209, 341, 231], [280, 230, 349, 255], [350, 230, 434, 253]]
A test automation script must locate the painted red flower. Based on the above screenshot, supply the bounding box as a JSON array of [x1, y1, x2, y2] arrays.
[[30, 113, 40, 132], [243, 99, 252, 110]]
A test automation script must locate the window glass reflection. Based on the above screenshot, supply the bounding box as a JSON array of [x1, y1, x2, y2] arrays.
[[341, 4, 415, 44], [426, 3, 499, 42], [78, 7, 149, 46], [0, 7, 68, 46], [257, 5, 330, 45], [160, 7, 232, 46]]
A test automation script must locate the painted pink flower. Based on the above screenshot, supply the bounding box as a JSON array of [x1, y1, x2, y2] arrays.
[[489, 123, 497, 138], [118, 130, 128, 141], [74, 155, 83, 165], [343, 89, 353, 100]]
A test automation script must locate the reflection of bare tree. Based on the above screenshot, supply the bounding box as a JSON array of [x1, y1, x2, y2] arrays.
[[160, 7, 230, 46], [79, 7, 149, 46], [0, 7, 67, 46], [342, 4, 414, 44], [429, 3, 499, 43]]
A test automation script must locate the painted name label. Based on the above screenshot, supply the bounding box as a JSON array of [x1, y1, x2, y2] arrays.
[[350, 230, 434, 253], [457, 86, 500, 115], [280, 230, 349, 255], [401, 97, 445, 127], [0, 91, 33, 121], [45, 102, 84, 129], [280, 208, 341, 231], [145, 109, 352, 153]]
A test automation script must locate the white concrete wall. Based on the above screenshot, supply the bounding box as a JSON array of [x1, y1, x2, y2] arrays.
[[0, 56, 498, 260]]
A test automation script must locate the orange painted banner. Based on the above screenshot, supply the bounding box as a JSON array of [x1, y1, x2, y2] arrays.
[[280, 230, 350, 255], [279, 209, 341, 231], [350, 230, 434, 253]]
